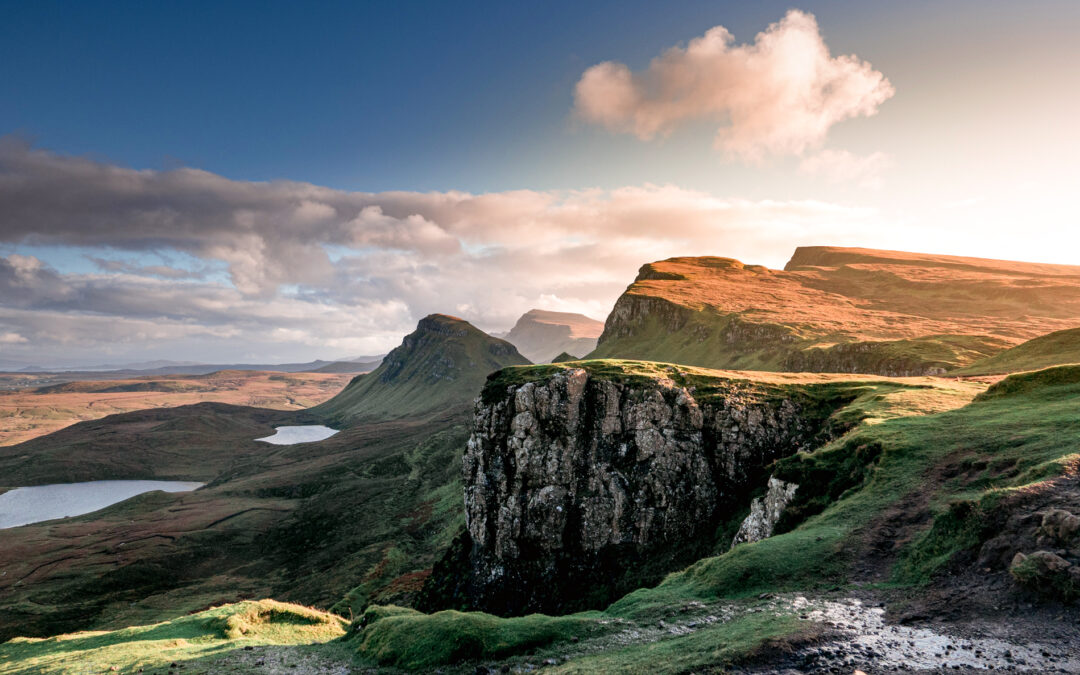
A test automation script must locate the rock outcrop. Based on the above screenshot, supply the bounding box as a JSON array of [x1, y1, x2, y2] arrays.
[[731, 477, 799, 547], [418, 364, 859, 616]]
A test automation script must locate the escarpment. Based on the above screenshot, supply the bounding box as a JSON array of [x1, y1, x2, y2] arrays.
[[588, 249, 1080, 375], [418, 363, 863, 616]]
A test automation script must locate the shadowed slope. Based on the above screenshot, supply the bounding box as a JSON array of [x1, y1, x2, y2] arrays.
[[954, 326, 1080, 375], [314, 314, 530, 424]]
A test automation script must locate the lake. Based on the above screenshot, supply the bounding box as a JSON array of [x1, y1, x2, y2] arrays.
[[255, 425, 339, 445], [0, 480, 204, 529]]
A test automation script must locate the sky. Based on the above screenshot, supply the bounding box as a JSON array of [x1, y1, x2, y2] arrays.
[[0, 0, 1078, 367]]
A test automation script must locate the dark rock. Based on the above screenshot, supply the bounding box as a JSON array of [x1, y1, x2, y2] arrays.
[[419, 367, 847, 615]]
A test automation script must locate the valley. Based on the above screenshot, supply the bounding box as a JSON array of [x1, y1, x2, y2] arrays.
[[0, 370, 356, 447], [3, 248, 1080, 674]]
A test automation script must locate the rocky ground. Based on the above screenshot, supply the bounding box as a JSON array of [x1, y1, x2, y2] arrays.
[[439, 591, 1080, 674]]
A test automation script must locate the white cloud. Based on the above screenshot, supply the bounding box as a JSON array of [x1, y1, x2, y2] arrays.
[[574, 10, 894, 160], [0, 332, 27, 344], [798, 150, 894, 189], [0, 139, 887, 362]]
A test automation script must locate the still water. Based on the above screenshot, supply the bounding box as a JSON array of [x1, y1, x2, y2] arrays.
[[0, 480, 203, 529], [255, 425, 339, 445]]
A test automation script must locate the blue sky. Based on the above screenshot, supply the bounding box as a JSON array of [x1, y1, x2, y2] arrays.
[[0, 1, 1078, 366], [5, 0, 1070, 193]]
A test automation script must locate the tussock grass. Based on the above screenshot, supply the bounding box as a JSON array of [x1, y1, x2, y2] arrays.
[[350, 606, 598, 669], [0, 600, 346, 674]]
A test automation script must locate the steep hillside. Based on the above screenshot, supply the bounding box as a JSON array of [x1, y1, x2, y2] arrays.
[[418, 360, 979, 615], [589, 247, 1080, 375], [356, 362, 1080, 673], [503, 309, 604, 363], [954, 325, 1080, 375], [0, 404, 471, 642], [314, 314, 529, 424], [0, 316, 520, 641]]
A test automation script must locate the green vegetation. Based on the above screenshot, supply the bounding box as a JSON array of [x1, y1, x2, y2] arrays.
[[550, 611, 814, 674], [955, 326, 1080, 375], [599, 364, 1080, 616], [351, 606, 598, 669], [314, 314, 529, 424], [0, 601, 347, 674]]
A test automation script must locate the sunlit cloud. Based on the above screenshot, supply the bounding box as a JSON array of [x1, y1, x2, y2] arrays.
[[574, 10, 894, 160], [0, 139, 886, 362], [798, 150, 894, 189]]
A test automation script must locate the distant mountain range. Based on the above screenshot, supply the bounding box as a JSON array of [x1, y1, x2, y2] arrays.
[[500, 308, 604, 363], [2, 357, 385, 381]]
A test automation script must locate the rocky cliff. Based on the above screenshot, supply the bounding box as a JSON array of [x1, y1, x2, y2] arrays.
[[418, 362, 865, 615]]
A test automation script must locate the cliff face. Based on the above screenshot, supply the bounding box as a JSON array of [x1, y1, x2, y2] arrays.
[[418, 364, 858, 616], [589, 249, 1080, 375]]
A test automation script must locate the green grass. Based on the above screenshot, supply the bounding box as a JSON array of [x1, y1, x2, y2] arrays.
[[586, 306, 1007, 375], [955, 327, 1080, 375], [599, 364, 1080, 614], [550, 611, 815, 674], [0, 600, 347, 674], [350, 606, 599, 669], [314, 314, 529, 425]]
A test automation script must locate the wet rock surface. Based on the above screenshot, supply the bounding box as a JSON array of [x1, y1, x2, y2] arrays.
[[420, 368, 851, 615], [767, 596, 1080, 673]]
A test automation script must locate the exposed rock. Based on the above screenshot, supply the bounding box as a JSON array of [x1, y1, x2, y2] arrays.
[[1009, 550, 1080, 600], [418, 366, 856, 616], [731, 476, 799, 547]]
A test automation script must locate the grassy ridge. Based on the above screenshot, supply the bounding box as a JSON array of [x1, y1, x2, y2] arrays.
[[954, 326, 1080, 375], [314, 314, 529, 425], [0, 601, 347, 674]]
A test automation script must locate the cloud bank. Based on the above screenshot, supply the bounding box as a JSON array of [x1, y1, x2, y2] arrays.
[[574, 10, 894, 160], [0, 139, 878, 365]]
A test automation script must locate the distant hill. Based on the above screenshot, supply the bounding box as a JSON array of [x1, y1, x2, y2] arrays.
[[550, 351, 580, 363], [589, 247, 1080, 376], [503, 309, 604, 363], [954, 326, 1080, 375], [310, 359, 382, 374], [0, 359, 372, 385], [314, 314, 530, 424]]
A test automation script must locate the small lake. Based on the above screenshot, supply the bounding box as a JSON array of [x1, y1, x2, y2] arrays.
[[255, 425, 339, 445], [0, 480, 204, 529]]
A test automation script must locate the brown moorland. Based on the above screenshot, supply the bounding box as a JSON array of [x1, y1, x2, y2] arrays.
[[590, 246, 1080, 374], [0, 370, 353, 446]]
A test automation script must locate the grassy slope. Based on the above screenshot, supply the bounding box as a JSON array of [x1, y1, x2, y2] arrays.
[[954, 326, 1080, 375], [10, 359, 1079, 673], [590, 247, 1080, 373], [0, 411, 470, 642], [0, 316, 519, 643], [346, 364, 1080, 672], [0, 600, 347, 674], [314, 314, 529, 424]]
